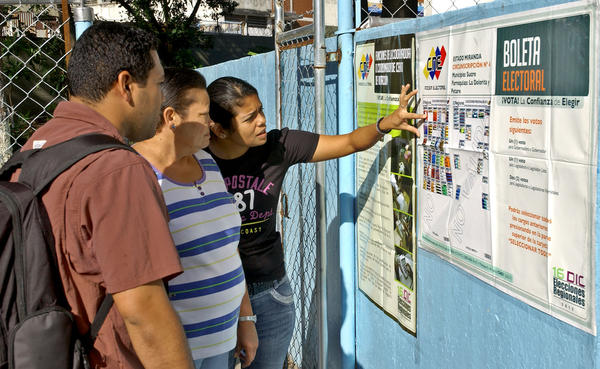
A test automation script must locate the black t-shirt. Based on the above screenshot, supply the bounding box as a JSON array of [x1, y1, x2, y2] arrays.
[[207, 128, 319, 283]]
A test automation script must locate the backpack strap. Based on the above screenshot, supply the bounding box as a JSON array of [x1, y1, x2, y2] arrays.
[[89, 293, 114, 344], [78, 293, 113, 361], [0, 147, 42, 179], [0, 134, 124, 180], [12, 133, 136, 195]]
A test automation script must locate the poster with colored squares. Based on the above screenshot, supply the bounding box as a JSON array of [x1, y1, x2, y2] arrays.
[[416, 1, 598, 334]]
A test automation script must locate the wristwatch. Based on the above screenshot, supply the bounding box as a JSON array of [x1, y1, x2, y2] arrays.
[[239, 315, 257, 323]]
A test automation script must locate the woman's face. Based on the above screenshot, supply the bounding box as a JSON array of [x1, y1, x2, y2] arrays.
[[228, 94, 267, 148], [174, 88, 212, 150]]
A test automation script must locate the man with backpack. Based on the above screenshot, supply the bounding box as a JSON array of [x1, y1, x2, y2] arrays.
[[11, 22, 194, 368]]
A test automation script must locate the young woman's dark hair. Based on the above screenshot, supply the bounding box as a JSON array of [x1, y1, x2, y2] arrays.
[[207, 77, 258, 130], [67, 21, 158, 102], [157, 68, 207, 130]]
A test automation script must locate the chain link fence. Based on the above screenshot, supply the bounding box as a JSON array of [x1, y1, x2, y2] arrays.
[[276, 27, 341, 369], [279, 39, 319, 369], [360, 0, 494, 27], [0, 0, 70, 163]]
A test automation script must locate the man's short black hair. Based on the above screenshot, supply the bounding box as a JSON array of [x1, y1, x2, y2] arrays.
[[67, 21, 159, 102]]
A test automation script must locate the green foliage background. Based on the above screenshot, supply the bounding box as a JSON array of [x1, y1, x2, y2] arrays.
[[0, 5, 69, 149], [115, 0, 238, 68], [0, 1, 238, 150]]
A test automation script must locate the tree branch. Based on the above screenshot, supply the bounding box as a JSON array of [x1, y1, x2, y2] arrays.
[[140, 0, 163, 31], [114, 0, 147, 24], [160, 0, 170, 23], [115, 0, 162, 32], [185, 0, 202, 27]]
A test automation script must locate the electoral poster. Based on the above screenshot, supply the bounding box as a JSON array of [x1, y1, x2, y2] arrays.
[[356, 35, 418, 334], [416, 1, 598, 333]]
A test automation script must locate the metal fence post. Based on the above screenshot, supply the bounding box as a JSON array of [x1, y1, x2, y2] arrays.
[[313, 0, 327, 367], [337, 0, 356, 367], [274, 0, 284, 130], [72, 1, 93, 40]]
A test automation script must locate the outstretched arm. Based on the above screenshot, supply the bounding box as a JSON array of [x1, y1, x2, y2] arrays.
[[310, 84, 426, 163]]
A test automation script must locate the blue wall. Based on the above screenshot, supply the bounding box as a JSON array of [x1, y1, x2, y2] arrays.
[[199, 52, 278, 132], [354, 1, 599, 368]]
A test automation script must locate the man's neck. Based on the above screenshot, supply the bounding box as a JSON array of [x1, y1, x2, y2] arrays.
[[69, 96, 127, 138]]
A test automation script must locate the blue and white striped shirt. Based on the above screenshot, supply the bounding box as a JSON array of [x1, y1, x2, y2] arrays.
[[153, 150, 245, 359]]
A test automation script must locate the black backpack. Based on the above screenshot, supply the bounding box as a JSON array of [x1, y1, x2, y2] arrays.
[[0, 133, 135, 369]]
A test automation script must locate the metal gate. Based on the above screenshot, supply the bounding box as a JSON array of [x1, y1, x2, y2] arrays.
[[275, 18, 320, 369]]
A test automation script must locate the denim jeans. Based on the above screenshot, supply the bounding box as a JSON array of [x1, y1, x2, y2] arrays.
[[194, 350, 233, 369], [245, 275, 295, 369]]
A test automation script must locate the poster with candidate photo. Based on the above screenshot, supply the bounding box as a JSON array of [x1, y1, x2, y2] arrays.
[[356, 34, 418, 334]]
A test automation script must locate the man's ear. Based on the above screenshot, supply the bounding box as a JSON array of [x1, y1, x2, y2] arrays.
[[115, 70, 134, 104]]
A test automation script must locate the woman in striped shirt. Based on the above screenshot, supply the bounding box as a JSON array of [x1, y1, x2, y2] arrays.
[[134, 68, 258, 369]]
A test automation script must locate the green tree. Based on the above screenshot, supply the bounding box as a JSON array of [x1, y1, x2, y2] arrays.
[[114, 0, 238, 68]]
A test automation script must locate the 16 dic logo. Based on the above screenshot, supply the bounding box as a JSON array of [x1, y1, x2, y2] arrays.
[[553, 266, 585, 287]]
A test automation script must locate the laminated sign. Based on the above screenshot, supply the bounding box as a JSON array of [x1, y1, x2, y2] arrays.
[[356, 35, 418, 335], [416, 1, 598, 334]]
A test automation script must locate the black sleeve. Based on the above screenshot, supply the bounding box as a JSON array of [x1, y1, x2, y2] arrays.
[[278, 127, 320, 165]]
